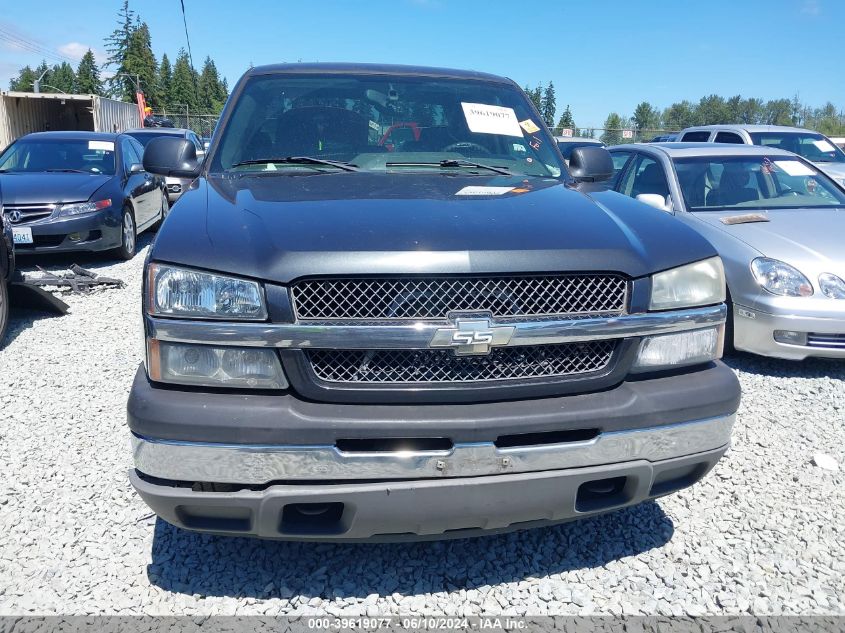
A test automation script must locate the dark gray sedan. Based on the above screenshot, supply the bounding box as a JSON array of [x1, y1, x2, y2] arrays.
[[0, 131, 167, 259]]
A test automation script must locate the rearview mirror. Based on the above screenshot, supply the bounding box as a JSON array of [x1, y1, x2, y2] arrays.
[[568, 146, 614, 182], [142, 136, 201, 178], [636, 193, 672, 212]]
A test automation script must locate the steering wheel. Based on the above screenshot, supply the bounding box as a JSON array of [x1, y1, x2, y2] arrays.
[[442, 142, 492, 155]]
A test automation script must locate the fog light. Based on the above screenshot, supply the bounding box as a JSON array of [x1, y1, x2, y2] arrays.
[[633, 327, 722, 372], [68, 232, 84, 242], [147, 340, 287, 389], [773, 330, 808, 346]]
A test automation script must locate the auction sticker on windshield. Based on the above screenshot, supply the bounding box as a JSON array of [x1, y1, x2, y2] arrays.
[[774, 160, 816, 177], [88, 141, 114, 152], [455, 186, 514, 196], [12, 226, 33, 244], [461, 103, 522, 137]]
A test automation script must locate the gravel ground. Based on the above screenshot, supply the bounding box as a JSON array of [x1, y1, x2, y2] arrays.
[[0, 238, 843, 616]]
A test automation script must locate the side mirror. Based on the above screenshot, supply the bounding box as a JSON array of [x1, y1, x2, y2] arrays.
[[568, 146, 614, 182], [636, 193, 673, 212], [142, 136, 201, 178], [128, 163, 144, 174]]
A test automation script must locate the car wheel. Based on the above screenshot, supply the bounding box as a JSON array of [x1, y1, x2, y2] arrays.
[[114, 206, 137, 260], [153, 191, 170, 231], [0, 280, 8, 347]]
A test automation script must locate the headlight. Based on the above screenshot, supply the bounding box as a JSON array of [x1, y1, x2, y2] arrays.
[[58, 199, 111, 216], [650, 257, 725, 310], [751, 258, 813, 297], [819, 273, 845, 299], [148, 341, 287, 389], [148, 263, 267, 320], [633, 327, 723, 372]]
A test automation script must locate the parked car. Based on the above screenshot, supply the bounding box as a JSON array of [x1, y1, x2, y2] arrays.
[[649, 134, 677, 143], [554, 136, 605, 163], [129, 62, 739, 542], [676, 125, 845, 187], [0, 131, 167, 259], [0, 206, 11, 343], [608, 142, 845, 360], [125, 128, 205, 202]]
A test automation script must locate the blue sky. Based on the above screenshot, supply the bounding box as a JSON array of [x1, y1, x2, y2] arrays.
[[1, 0, 842, 126]]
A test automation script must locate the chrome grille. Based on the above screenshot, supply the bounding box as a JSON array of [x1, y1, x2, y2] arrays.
[[306, 341, 616, 383], [3, 205, 55, 225], [291, 275, 628, 321]]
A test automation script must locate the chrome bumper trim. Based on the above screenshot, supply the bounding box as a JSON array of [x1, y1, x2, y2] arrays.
[[132, 414, 735, 484], [146, 304, 727, 350]]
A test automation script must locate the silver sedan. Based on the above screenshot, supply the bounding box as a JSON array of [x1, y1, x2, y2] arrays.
[[607, 143, 845, 360]]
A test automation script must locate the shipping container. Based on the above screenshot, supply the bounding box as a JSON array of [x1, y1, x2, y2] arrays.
[[0, 92, 141, 150]]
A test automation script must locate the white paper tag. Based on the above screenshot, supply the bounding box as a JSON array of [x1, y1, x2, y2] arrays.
[[812, 139, 835, 153], [774, 160, 815, 176], [88, 140, 114, 151], [455, 186, 514, 196], [461, 102, 522, 137]]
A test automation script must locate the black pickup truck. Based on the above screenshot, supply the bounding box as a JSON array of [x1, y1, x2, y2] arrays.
[[129, 63, 740, 541]]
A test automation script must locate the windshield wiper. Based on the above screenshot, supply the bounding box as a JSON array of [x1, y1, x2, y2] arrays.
[[232, 156, 359, 172], [386, 158, 511, 175], [46, 168, 90, 173]]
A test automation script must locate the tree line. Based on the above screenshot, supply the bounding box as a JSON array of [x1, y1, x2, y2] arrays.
[[524, 82, 845, 144], [7, 1, 228, 115]]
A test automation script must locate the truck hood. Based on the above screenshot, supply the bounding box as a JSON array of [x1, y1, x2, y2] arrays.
[[694, 208, 845, 265], [0, 172, 111, 205], [152, 172, 715, 282]]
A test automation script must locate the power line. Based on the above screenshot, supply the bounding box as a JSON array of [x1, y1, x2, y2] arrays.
[[0, 27, 78, 66], [179, 0, 198, 100]]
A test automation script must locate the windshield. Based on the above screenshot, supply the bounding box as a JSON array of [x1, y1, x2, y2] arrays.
[[674, 156, 845, 211], [749, 131, 845, 163], [0, 138, 115, 175], [211, 73, 564, 177]]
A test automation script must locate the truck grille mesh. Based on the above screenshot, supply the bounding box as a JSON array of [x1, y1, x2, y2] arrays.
[[306, 341, 616, 383], [291, 275, 627, 321]]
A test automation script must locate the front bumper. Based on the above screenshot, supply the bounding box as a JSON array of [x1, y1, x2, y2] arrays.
[[13, 211, 121, 254], [131, 445, 728, 541], [733, 303, 845, 360]]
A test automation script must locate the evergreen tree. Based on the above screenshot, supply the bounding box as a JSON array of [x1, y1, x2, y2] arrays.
[[49, 62, 77, 93], [104, 0, 138, 98], [555, 105, 575, 135], [170, 48, 198, 110], [632, 101, 660, 132], [524, 85, 543, 113], [9, 65, 37, 91], [600, 113, 624, 145], [662, 100, 697, 131], [75, 50, 102, 95], [197, 56, 227, 113], [123, 22, 160, 107], [158, 53, 172, 107], [540, 81, 556, 128]]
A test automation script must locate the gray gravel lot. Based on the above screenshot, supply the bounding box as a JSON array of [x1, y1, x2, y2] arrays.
[[0, 237, 843, 616]]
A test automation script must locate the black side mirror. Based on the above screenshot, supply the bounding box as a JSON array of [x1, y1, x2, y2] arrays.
[[568, 146, 614, 182], [142, 137, 201, 178]]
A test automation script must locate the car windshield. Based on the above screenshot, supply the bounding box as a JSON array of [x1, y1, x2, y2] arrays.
[[674, 156, 845, 211], [211, 73, 564, 177], [127, 132, 178, 147], [749, 131, 845, 163], [0, 138, 116, 175]]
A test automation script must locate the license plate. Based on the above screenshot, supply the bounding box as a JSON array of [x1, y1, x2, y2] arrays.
[[12, 227, 33, 244]]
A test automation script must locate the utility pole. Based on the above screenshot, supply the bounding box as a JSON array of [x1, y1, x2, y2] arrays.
[[33, 68, 50, 94]]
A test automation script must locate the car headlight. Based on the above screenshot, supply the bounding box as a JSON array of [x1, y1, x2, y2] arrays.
[[147, 263, 267, 319], [148, 340, 287, 389], [751, 258, 813, 297], [58, 199, 111, 216], [819, 273, 845, 299], [650, 256, 725, 310]]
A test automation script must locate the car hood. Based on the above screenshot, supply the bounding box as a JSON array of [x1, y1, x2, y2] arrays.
[[0, 172, 111, 205], [694, 208, 845, 266], [152, 172, 715, 283], [812, 161, 845, 181]]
